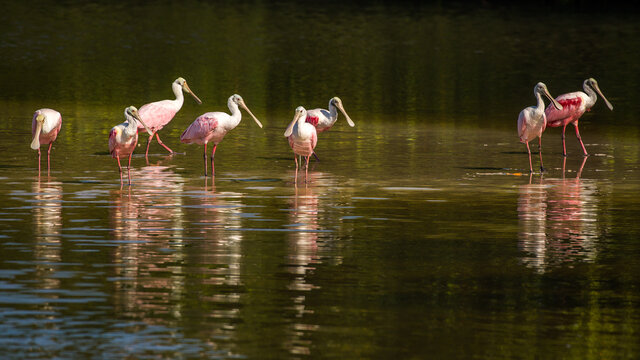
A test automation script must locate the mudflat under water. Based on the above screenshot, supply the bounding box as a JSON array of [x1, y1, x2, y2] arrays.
[[1, 1, 640, 359]]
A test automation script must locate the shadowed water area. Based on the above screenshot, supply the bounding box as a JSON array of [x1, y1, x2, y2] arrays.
[[1, 1, 640, 358]]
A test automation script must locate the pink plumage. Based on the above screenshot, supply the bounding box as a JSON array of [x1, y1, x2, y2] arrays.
[[180, 113, 220, 145]]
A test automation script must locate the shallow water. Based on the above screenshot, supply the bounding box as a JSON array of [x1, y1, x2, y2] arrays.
[[1, 1, 640, 359]]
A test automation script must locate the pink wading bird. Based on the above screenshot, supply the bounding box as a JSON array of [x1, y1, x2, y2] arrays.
[[137, 77, 202, 158], [109, 106, 153, 186], [284, 106, 317, 184], [517, 82, 563, 173], [305, 97, 354, 160], [180, 94, 263, 176], [30, 108, 62, 175], [544, 78, 613, 156]]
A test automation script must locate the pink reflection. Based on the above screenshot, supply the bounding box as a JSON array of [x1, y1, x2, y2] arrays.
[[284, 186, 321, 356], [32, 179, 63, 295], [518, 157, 597, 272]]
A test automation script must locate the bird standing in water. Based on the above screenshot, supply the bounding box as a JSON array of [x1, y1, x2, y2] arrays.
[[285, 106, 318, 184], [517, 82, 563, 173], [109, 106, 153, 186], [180, 94, 263, 177], [138, 77, 202, 158], [544, 78, 613, 156], [304, 97, 354, 161], [30, 108, 62, 176]]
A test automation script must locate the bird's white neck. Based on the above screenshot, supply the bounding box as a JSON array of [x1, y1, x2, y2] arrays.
[[582, 82, 598, 108], [172, 82, 185, 108], [124, 115, 139, 137], [535, 91, 546, 112], [227, 99, 242, 129]]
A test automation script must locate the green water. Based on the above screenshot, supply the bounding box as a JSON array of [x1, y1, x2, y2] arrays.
[[1, 1, 639, 359]]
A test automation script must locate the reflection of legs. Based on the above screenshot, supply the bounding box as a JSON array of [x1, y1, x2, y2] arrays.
[[127, 154, 132, 186], [574, 122, 588, 156], [577, 156, 588, 179], [525, 142, 533, 173], [155, 133, 174, 154], [47, 142, 53, 175], [211, 144, 217, 176], [538, 137, 545, 173]]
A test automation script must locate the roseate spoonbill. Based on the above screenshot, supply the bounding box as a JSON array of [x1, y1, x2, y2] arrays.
[[517, 82, 563, 173], [545, 78, 613, 156], [180, 94, 263, 176], [305, 97, 354, 161], [30, 108, 62, 175], [285, 106, 317, 184], [138, 77, 202, 157], [109, 106, 153, 186]]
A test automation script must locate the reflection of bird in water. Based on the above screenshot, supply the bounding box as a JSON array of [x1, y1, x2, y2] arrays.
[[284, 185, 321, 356], [30, 108, 62, 176], [32, 180, 63, 298], [517, 157, 597, 272]]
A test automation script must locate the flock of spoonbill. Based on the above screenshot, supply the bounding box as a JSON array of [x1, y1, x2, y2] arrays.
[[30, 77, 612, 185]]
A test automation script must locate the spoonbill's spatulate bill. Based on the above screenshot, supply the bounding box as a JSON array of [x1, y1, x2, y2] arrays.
[[138, 77, 202, 158], [30, 108, 62, 176], [180, 94, 263, 177], [544, 78, 613, 156], [517, 82, 563, 173]]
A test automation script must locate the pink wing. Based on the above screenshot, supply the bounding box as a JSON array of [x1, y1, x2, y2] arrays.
[[310, 129, 318, 150], [517, 110, 527, 142], [138, 100, 178, 131], [545, 93, 584, 128], [108, 128, 118, 156], [180, 113, 218, 144]]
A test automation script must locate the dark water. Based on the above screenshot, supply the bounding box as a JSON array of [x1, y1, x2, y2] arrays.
[[1, 1, 640, 358]]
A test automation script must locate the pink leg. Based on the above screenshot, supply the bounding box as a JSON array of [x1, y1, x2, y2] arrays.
[[203, 143, 208, 176], [37, 148, 41, 176], [211, 144, 217, 176], [526, 142, 533, 173], [574, 122, 588, 156], [145, 133, 154, 158], [294, 155, 299, 184], [305, 156, 310, 183], [47, 142, 53, 175], [127, 154, 132, 186], [561, 124, 568, 157], [116, 154, 123, 185], [538, 137, 545, 173], [155, 133, 174, 154]]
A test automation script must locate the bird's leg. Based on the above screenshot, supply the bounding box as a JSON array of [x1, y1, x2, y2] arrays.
[[155, 133, 174, 155], [47, 142, 53, 176], [561, 124, 568, 157], [203, 143, 208, 177], [211, 144, 217, 177], [127, 154, 132, 186], [145, 133, 154, 158], [538, 137, 545, 173], [562, 156, 567, 180], [313, 152, 320, 162], [294, 155, 299, 184], [574, 122, 588, 157], [37, 148, 41, 176], [116, 154, 123, 185], [305, 156, 310, 183], [526, 142, 533, 173]]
